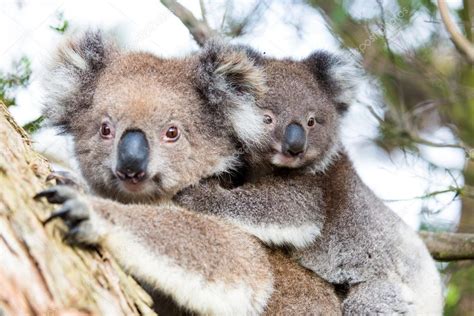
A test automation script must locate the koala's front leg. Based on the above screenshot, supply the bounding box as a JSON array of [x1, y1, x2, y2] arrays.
[[342, 280, 416, 315], [35, 185, 107, 245], [176, 176, 324, 249], [36, 186, 274, 316]]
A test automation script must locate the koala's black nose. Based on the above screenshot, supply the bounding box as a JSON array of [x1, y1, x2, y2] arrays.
[[282, 123, 306, 157], [116, 130, 149, 183]]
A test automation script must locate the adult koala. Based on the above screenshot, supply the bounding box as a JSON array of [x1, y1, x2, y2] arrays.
[[176, 44, 443, 315], [36, 30, 341, 315]]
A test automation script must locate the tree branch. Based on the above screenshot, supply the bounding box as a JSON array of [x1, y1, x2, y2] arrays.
[[438, 0, 474, 64], [420, 231, 474, 261], [160, 0, 216, 46]]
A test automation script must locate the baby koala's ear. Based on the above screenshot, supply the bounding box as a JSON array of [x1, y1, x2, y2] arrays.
[[196, 39, 267, 147], [305, 50, 364, 113], [42, 29, 117, 133]]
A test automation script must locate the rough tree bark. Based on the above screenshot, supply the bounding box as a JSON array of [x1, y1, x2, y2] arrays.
[[0, 103, 154, 315]]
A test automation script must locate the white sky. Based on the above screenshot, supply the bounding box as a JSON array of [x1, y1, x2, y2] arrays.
[[0, 0, 466, 230]]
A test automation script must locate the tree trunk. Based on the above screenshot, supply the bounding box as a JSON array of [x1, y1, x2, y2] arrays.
[[0, 103, 154, 315]]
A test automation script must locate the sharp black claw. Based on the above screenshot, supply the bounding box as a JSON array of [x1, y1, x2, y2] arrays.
[[45, 173, 56, 182], [34, 187, 70, 204], [34, 188, 57, 201], [42, 207, 71, 225]]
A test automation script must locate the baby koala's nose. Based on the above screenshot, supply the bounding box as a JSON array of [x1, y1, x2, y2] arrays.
[[282, 123, 306, 157], [116, 130, 149, 183]]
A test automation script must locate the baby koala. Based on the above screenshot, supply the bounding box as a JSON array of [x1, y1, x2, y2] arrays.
[[175, 45, 443, 315]]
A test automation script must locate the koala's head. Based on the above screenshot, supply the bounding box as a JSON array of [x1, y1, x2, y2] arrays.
[[234, 49, 363, 172], [43, 31, 266, 203]]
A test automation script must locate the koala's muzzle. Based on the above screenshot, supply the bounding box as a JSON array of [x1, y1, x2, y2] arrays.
[[282, 123, 306, 156], [116, 130, 149, 183]]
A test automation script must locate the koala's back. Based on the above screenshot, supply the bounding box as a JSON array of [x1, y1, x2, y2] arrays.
[[296, 153, 443, 314]]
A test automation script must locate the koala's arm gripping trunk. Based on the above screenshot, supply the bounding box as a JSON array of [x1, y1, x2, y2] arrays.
[[175, 175, 326, 249], [0, 103, 154, 315]]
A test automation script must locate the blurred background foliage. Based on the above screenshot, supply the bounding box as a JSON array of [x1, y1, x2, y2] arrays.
[[1, 10, 67, 133], [0, 56, 31, 107], [1, 0, 473, 314]]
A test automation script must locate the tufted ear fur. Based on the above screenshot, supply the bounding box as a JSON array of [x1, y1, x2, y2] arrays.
[[196, 40, 267, 147], [42, 29, 117, 133], [305, 51, 363, 113]]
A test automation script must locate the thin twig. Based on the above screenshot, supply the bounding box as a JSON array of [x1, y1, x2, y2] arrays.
[[437, 0, 474, 64], [409, 134, 467, 151], [376, 0, 396, 63], [224, 0, 269, 37], [365, 105, 384, 124], [383, 187, 462, 202], [220, 1, 231, 31], [199, 0, 208, 25]]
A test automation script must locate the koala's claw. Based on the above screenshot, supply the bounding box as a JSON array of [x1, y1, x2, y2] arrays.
[[46, 171, 86, 191], [35, 186, 99, 245], [42, 207, 71, 225], [42, 200, 89, 226], [34, 185, 79, 204], [36, 186, 89, 224]]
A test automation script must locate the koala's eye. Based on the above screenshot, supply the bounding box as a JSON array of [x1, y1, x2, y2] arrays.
[[164, 126, 180, 142], [263, 114, 273, 124], [100, 122, 114, 139], [307, 117, 316, 127]]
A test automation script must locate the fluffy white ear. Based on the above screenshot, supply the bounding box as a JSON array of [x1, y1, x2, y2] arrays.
[[42, 29, 116, 133], [305, 51, 364, 113], [196, 40, 267, 147]]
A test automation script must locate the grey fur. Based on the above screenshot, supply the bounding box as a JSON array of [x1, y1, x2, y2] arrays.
[[40, 31, 342, 315], [176, 47, 443, 315], [43, 29, 116, 133]]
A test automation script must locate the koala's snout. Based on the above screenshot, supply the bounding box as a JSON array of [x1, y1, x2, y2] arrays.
[[116, 130, 149, 183], [282, 123, 306, 157]]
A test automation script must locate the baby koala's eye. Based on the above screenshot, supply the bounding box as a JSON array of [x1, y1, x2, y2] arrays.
[[164, 126, 180, 142], [307, 117, 316, 127], [100, 122, 114, 139], [263, 114, 273, 124]]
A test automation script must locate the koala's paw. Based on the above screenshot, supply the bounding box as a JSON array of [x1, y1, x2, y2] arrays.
[[46, 171, 87, 192], [34, 186, 103, 246]]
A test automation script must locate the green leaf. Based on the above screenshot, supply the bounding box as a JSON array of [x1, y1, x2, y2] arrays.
[[23, 116, 44, 135], [49, 12, 69, 34], [0, 56, 32, 107]]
